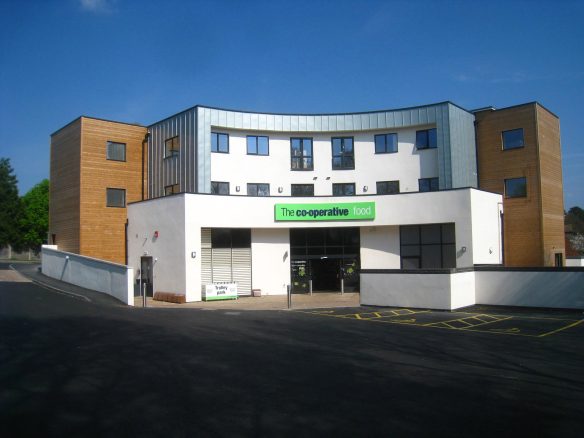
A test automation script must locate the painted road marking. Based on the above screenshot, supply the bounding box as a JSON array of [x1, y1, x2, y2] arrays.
[[299, 308, 584, 338]]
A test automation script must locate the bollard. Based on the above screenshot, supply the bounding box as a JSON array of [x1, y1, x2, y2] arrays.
[[143, 282, 147, 308], [309, 279, 313, 296], [287, 284, 292, 309], [340, 278, 344, 295]]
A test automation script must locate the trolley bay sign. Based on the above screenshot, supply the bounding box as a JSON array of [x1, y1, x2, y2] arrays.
[[275, 202, 375, 221]]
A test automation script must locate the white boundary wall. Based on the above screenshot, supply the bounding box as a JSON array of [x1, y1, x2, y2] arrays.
[[41, 246, 134, 305], [361, 268, 584, 310], [566, 257, 584, 267]]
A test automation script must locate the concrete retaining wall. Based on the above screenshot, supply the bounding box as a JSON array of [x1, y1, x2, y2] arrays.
[[41, 245, 134, 305], [361, 267, 584, 310]]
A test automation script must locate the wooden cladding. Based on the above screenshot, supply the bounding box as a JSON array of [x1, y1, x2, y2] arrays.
[[475, 103, 564, 267], [50, 117, 147, 264]]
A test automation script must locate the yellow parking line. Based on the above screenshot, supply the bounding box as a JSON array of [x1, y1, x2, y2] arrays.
[[538, 319, 584, 338]]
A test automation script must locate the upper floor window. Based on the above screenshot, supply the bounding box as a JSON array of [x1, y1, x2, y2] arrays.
[[332, 137, 355, 170], [211, 132, 229, 153], [502, 128, 524, 150], [247, 135, 269, 156], [165, 136, 180, 158], [291, 138, 313, 170], [247, 183, 270, 197], [333, 183, 355, 196], [211, 181, 230, 195], [416, 128, 437, 150], [505, 177, 527, 198], [374, 133, 398, 154], [106, 141, 126, 162], [164, 184, 179, 196], [106, 188, 126, 208], [291, 184, 314, 197], [419, 177, 439, 192], [377, 180, 400, 195]]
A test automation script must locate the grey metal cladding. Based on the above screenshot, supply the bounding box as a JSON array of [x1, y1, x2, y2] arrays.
[[447, 103, 477, 188], [146, 102, 476, 195]]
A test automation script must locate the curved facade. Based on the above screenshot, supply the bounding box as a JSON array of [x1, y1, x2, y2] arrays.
[[147, 102, 477, 198]]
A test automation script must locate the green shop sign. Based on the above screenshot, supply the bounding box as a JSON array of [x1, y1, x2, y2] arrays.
[[274, 202, 375, 222]]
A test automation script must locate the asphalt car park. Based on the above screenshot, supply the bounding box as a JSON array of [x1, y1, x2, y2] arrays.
[[2, 263, 584, 436], [299, 305, 584, 338]]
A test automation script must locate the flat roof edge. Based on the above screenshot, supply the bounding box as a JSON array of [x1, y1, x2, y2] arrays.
[[51, 116, 145, 137], [148, 101, 474, 127]]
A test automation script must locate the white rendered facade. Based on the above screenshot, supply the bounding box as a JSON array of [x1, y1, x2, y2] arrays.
[[127, 189, 502, 302]]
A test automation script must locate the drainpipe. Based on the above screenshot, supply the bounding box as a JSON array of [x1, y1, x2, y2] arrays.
[[141, 132, 150, 200]]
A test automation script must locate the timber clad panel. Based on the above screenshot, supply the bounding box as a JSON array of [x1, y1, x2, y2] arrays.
[[537, 106, 565, 265], [50, 119, 81, 254], [79, 118, 147, 264], [475, 103, 564, 267]]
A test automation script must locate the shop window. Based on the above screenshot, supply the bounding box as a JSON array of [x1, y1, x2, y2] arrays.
[[416, 128, 437, 150], [419, 177, 439, 192], [400, 223, 455, 269], [374, 133, 398, 154], [211, 132, 229, 153], [291, 184, 314, 196], [333, 183, 355, 196], [247, 183, 270, 196], [106, 188, 126, 208], [505, 177, 527, 198], [165, 136, 180, 158], [376, 180, 400, 195], [211, 181, 230, 195], [247, 136, 269, 155], [164, 184, 179, 196], [106, 141, 126, 161], [331, 137, 355, 170], [291, 138, 313, 170], [502, 128, 524, 150]]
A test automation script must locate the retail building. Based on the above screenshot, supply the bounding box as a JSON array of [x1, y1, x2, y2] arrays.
[[49, 101, 564, 301]]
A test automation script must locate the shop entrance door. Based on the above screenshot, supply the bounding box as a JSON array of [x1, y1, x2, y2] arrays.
[[311, 258, 340, 292], [290, 227, 360, 293]]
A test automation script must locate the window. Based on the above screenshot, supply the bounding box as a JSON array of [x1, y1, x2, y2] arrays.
[[247, 183, 270, 197], [106, 141, 126, 161], [106, 188, 126, 207], [211, 132, 229, 153], [165, 136, 180, 158], [290, 138, 313, 170], [211, 228, 251, 248], [331, 137, 355, 170], [164, 184, 179, 196], [419, 177, 439, 192], [502, 128, 524, 150], [505, 177, 527, 198], [376, 180, 400, 195], [333, 183, 355, 196], [211, 181, 230, 195], [247, 136, 269, 155], [291, 184, 314, 197], [400, 223, 456, 269], [374, 133, 398, 154], [416, 128, 437, 149]]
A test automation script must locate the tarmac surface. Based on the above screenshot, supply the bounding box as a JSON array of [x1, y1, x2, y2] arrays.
[[1, 261, 584, 437]]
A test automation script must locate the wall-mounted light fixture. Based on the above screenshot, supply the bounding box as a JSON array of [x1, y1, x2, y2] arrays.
[[191, 251, 197, 258], [326, 176, 330, 180], [278, 187, 283, 193], [313, 177, 317, 181], [236, 186, 240, 192], [363, 186, 368, 192], [461, 246, 467, 253], [154, 231, 159, 238]]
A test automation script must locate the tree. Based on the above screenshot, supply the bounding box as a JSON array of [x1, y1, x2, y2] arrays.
[[0, 158, 23, 249], [19, 179, 49, 251]]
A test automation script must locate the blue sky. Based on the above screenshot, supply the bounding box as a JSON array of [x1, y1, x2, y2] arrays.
[[1, 0, 583, 208]]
